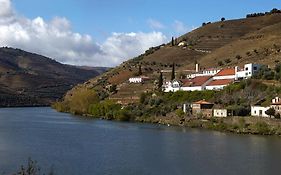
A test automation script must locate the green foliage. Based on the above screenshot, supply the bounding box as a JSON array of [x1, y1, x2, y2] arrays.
[[138, 65, 142, 76], [171, 63, 175, 80], [139, 93, 147, 104], [163, 90, 215, 103], [116, 109, 132, 121], [265, 108, 275, 117], [255, 121, 270, 134], [89, 100, 121, 119], [52, 101, 69, 112], [218, 61, 224, 66], [158, 72, 163, 91], [175, 109, 185, 117], [67, 88, 99, 115], [224, 58, 231, 64], [109, 84, 117, 93]]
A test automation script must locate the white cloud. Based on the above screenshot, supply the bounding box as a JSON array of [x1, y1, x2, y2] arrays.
[[147, 19, 165, 30], [173, 20, 190, 34], [0, 0, 168, 67]]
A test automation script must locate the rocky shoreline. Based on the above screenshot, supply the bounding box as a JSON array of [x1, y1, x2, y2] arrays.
[[135, 115, 281, 136]]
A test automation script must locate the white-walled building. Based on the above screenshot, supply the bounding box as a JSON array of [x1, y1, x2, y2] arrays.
[[251, 106, 270, 117], [129, 76, 150, 83], [163, 63, 265, 93], [213, 109, 232, 117], [163, 80, 181, 92], [213, 68, 236, 80], [235, 63, 263, 80], [181, 76, 213, 91]]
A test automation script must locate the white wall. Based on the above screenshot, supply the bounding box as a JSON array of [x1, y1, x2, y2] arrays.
[[251, 106, 270, 117], [214, 109, 228, 117], [205, 85, 226, 90], [129, 78, 143, 83], [213, 75, 235, 80], [181, 86, 202, 91]]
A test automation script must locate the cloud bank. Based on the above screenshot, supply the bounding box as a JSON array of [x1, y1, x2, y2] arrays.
[[0, 0, 167, 67]]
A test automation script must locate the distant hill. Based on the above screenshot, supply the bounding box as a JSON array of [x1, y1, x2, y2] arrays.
[[61, 11, 281, 104], [0, 47, 107, 107]]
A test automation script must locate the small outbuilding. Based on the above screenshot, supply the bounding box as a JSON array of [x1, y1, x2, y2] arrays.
[[192, 100, 214, 118], [213, 109, 233, 117]]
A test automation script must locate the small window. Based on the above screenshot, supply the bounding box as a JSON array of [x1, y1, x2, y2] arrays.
[[246, 67, 249, 71], [254, 67, 257, 70]]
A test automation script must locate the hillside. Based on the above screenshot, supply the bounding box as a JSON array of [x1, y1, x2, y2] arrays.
[[59, 11, 281, 107], [0, 47, 107, 107]]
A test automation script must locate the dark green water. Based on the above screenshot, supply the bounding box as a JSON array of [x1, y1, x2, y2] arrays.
[[0, 107, 280, 175]]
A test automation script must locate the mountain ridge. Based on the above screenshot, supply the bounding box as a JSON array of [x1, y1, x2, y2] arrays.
[[0, 47, 108, 107]]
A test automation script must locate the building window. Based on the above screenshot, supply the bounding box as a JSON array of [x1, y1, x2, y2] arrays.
[[246, 67, 249, 71], [254, 67, 257, 70]]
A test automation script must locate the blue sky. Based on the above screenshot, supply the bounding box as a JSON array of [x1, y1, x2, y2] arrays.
[[0, 0, 279, 66], [14, 0, 281, 41]]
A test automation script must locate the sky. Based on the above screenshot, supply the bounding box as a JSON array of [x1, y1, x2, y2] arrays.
[[0, 0, 280, 67]]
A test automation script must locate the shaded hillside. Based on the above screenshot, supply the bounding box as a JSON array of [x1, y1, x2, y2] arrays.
[[61, 11, 281, 106], [0, 47, 107, 107]]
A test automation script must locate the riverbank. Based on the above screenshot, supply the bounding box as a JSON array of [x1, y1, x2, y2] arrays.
[[135, 115, 281, 136]]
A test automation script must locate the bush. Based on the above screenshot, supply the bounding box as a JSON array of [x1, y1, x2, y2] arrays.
[[176, 109, 185, 117], [67, 88, 99, 115], [255, 121, 270, 134], [116, 109, 132, 121], [218, 61, 224, 66]]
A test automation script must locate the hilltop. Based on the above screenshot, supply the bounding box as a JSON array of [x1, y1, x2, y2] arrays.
[[0, 47, 107, 107], [60, 11, 281, 106]]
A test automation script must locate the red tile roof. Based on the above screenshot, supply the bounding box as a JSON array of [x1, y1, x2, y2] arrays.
[[193, 100, 213, 105], [207, 79, 234, 86], [182, 76, 212, 87], [215, 68, 235, 76]]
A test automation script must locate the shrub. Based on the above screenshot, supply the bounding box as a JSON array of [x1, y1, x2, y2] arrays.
[[175, 109, 185, 117], [218, 61, 224, 66], [67, 88, 99, 115], [255, 121, 270, 134], [265, 108, 275, 117]]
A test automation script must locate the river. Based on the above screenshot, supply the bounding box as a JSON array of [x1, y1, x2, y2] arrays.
[[0, 107, 280, 175]]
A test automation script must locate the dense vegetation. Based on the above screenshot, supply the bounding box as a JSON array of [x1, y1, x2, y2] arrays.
[[53, 76, 281, 120]]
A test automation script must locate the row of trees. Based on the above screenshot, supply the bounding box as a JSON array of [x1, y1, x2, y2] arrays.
[[246, 8, 281, 18]]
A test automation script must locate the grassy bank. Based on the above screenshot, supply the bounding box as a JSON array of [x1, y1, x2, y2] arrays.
[[52, 79, 281, 136]]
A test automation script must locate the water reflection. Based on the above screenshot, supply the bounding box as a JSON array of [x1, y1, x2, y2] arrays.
[[0, 108, 280, 175]]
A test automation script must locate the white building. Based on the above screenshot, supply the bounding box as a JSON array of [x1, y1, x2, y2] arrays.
[[129, 76, 150, 83], [187, 65, 221, 79], [163, 80, 181, 92], [235, 63, 263, 80], [251, 106, 270, 117], [213, 68, 236, 80], [181, 76, 213, 91], [213, 109, 232, 117]]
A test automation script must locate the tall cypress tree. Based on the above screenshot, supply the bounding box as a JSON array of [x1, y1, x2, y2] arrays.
[[158, 72, 163, 91], [172, 37, 174, 46], [138, 65, 142, 75], [171, 63, 175, 80]]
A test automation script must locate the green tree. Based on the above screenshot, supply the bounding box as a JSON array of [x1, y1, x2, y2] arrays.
[[171, 63, 175, 80], [158, 72, 163, 91], [265, 108, 275, 118], [138, 65, 142, 75], [172, 37, 174, 46], [67, 88, 99, 115]]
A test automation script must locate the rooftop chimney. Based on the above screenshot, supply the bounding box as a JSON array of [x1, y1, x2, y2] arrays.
[[196, 64, 199, 72]]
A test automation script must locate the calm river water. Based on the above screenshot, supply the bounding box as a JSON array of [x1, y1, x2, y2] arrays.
[[0, 107, 280, 175]]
